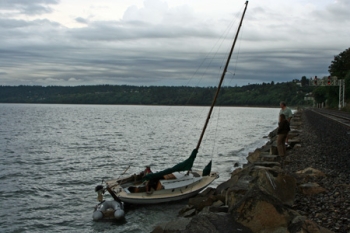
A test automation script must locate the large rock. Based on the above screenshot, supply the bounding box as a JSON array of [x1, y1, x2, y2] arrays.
[[253, 144, 272, 155], [291, 121, 302, 126], [185, 213, 253, 233], [231, 167, 242, 176], [287, 132, 299, 139], [247, 161, 282, 169], [270, 146, 278, 155], [299, 183, 327, 196], [230, 187, 297, 233], [152, 218, 191, 233], [199, 187, 216, 196], [152, 213, 253, 233], [247, 149, 262, 163], [225, 177, 253, 207], [215, 174, 241, 195], [179, 206, 197, 218], [288, 216, 334, 233], [218, 163, 296, 207], [288, 138, 301, 147], [188, 195, 217, 211], [260, 154, 279, 162], [252, 167, 296, 206], [296, 167, 326, 178]]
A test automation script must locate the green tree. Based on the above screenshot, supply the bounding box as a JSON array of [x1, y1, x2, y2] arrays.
[[301, 76, 308, 87], [326, 86, 339, 108], [328, 48, 350, 78], [313, 87, 327, 104]]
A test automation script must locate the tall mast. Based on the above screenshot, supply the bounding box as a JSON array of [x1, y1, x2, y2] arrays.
[[196, 1, 249, 150]]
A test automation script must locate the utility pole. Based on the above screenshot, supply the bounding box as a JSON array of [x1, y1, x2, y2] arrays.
[[338, 79, 345, 110]]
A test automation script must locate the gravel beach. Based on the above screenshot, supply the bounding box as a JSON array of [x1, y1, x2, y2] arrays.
[[285, 109, 350, 233]]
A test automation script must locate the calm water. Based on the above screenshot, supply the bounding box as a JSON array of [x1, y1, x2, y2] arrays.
[[0, 104, 279, 233]]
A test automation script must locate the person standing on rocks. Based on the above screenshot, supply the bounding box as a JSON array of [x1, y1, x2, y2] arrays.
[[279, 101, 293, 145], [277, 114, 290, 158], [279, 101, 293, 122]]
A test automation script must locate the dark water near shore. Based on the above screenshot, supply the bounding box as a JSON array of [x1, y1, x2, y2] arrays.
[[0, 104, 279, 232]]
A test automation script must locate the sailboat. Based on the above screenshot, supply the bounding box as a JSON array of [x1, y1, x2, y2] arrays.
[[94, 1, 249, 207]]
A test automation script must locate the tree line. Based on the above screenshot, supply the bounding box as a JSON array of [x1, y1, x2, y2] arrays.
[[1, 48, 348, 108], [0, 81, 314, 107]]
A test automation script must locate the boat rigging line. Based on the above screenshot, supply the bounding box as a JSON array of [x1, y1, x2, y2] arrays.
[[196, 1, 249, 151]]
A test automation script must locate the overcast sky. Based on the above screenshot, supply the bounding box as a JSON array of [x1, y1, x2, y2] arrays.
[[0, 0, 349, 87]]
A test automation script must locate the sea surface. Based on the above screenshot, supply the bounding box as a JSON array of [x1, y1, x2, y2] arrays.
[[0, 104, 279, 233]]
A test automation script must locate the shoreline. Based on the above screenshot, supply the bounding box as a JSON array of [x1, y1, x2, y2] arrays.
[[152, 109, 350, 233]]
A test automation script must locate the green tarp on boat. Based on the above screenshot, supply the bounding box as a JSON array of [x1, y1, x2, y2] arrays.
[[143, 149, 198, 181]]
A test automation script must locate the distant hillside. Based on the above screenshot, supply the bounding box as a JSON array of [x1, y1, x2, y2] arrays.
[[0, 81, 314, 107]]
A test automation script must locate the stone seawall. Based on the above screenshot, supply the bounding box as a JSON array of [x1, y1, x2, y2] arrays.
[[152, 109, 350, 233]]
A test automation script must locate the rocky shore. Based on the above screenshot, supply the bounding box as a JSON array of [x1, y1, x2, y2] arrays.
[[151, 109, 350, 233]]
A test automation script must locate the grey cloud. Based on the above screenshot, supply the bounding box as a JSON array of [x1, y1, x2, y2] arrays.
[[323, 0, 350, 22], [75, 17, 89, 25], [0, 18, 61, 29], [0, 1, 349, 87], [0, 18, 65, 51], [0, 39, 330, 87], [0, 0, 59, 15], [0, 18, 29, 29], [68, 20, 217, 42]]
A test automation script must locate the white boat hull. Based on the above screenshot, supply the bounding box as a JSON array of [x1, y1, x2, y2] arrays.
[[105, 171, 219, 205]]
